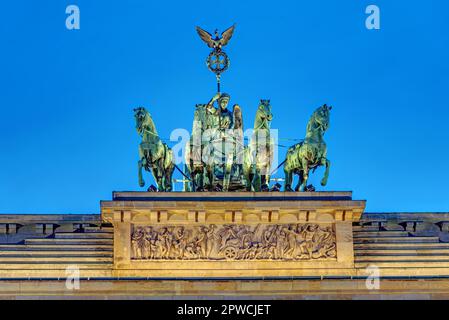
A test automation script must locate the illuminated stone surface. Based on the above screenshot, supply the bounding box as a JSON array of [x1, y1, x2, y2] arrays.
[[2, 192, 449, 298]]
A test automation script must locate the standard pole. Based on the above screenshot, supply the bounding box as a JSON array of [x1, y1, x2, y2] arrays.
[[216, 74, 221, 93]]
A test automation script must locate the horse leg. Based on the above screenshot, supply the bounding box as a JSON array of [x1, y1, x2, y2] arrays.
[[246, 170, 254, 192], [160, 175, 166, 192], [242, 163, 250, 191], [187, 163, 195, 191], [138, 146, 146, 187], [321, 158, 331, 186], [284, 169, 293, 192], [189, 162, 202, 192], [294, 171, 303, 192], [150, 166, 158, 190], [138, 159, 145, 187], [152, 166, 163, 191], [195, 167, 205, 191], [300, 159, 309, 192], [244, 149, 254, 191], [261, 174, 267, 190], [261, 165, 270, 190], [191, 170, 197, 192], [165, 165, 174, 192], [252, 167, 261, 192], [191, 169, 198, 192], [162, 147, 173, 192], [205, 165, 213, 191], [252, 150, 261, 192], [223, 156, 233, 191], [246, 164, 254, 191], [157, 171, 164, 191], [248, 174, 254, 191]]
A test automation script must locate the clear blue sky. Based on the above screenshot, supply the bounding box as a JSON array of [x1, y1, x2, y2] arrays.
[[0, 0, 448, 214]]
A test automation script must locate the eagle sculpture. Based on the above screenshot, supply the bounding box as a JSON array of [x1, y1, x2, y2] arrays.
[[196, 25, 236, 51]]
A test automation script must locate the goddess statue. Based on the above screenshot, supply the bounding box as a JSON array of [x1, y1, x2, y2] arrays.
[[185, 92, 244, 191]]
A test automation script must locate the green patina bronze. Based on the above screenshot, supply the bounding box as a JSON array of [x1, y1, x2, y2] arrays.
[[134, 107, 174, 192], [243, 100, 274, 191], [196, 25, 235, 92], [184, 93, 274, 192], [185, 92, 245, 192], [132, 26, 333, 193], [284, 104, 332, 192]]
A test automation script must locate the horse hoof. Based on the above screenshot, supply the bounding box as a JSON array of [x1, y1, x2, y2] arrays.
[[147, 185, 158, 192], [305, 185, 316, 192], [139, 181, 145, 188]]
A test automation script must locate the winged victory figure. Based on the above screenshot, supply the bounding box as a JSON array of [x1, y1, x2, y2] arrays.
[[196, 25, 236, 51]]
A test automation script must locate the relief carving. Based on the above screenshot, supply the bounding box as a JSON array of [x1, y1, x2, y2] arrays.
[[131, 223, 336, 261]]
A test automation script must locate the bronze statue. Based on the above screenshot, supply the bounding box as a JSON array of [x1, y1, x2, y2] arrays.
[[132, 26, 336, 194], [243, 100, 274, 191], [196, 25, 235, 92], [134, 107, 174, 192], [185, 92, 244, 191], [196, 25, 235, 51], [284, 104, 332, 192]]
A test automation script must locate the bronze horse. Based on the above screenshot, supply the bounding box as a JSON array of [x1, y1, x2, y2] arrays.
[[284, 104, 332, 192], [134, 107, 174, 192]]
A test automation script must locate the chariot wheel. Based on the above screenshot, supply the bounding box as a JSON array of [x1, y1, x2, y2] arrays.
[[223, 247, 238, 260]]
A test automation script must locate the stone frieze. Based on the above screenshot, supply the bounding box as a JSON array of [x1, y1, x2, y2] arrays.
[[131, 223, 336, 261]]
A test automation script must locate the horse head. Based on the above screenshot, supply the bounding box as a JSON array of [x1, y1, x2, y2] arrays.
[[256, 99, 273, 128], [307, 104, 332, 135], [134, 107, 157, 137]]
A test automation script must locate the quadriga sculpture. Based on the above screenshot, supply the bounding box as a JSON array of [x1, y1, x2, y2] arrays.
[[134, 107, 174, 192], [284, 104, 332, 192]]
